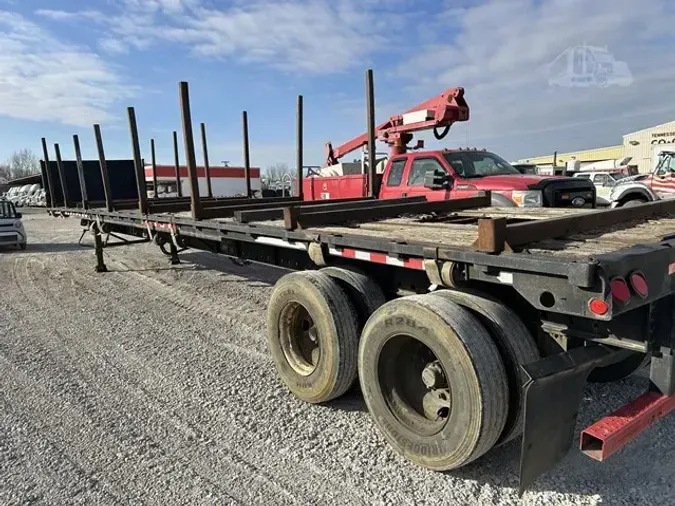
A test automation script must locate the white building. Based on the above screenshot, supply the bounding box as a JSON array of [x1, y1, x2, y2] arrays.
[[623, 120, 675, 173]]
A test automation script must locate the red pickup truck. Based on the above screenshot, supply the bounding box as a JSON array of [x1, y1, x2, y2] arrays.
[[303, 148, 597, 208]]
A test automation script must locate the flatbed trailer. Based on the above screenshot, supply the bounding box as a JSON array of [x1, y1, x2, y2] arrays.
[[41, 75, 675, 495]]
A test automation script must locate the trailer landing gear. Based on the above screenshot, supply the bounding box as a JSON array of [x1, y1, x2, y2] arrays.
[[93, 224, 108, 273], [168, 242, 180, 265], [156, 237, 184, 265]]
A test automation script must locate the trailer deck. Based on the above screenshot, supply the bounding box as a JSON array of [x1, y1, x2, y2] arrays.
[[53, 196, 675, 260], [55, 199, 675, 260], [230, 209, 675, 259]]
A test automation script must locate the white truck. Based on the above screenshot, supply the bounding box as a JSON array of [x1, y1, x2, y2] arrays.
[[573, 170, 630, 206]]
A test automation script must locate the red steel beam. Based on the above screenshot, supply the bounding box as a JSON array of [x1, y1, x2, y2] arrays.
[[580, 391, 675, 461]]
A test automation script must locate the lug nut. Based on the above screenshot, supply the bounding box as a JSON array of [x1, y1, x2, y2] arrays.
[[422, 361, 446, 389]]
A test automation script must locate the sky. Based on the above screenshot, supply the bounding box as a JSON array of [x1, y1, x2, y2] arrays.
[[1, 0, 674, 170]]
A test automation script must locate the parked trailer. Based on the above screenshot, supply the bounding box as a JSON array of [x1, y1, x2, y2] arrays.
[[41, 73, 675, 496]]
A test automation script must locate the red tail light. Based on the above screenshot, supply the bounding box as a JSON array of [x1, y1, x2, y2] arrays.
[[610, 277, 631, 304], [589, 298, 609, 316], [629, 272, 648, 298]]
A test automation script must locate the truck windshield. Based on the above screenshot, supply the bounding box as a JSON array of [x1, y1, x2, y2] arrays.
[[0, 201, 18, 218], [443, 151, 521, 178], [655, 153, 675, 175]]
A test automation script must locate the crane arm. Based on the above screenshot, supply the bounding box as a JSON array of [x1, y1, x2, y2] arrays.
[[325, 87, 469, 166]]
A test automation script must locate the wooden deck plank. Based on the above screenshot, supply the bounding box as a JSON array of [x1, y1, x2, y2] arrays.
[[455, 207, 591, 220]]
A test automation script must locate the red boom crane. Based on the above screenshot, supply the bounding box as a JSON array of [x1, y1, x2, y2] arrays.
[[325, 87, 470, 167]]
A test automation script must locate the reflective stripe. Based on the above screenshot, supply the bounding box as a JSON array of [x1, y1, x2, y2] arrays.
[[327, 246, 425, 271], [254, 236, 308, 251]]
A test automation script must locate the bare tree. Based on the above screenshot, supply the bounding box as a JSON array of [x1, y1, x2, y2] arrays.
[[263, 162, 291, 180], [262, 163, 293, 189], [7, 149, 40, 179], [0, 163, 10, 182]]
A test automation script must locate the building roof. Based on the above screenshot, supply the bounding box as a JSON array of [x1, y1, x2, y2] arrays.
[[515, 145, 624, 165], [5, 174, 42, 186], [624, 120, 675, 138]]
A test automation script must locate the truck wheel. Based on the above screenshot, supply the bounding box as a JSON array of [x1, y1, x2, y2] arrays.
[[358, 294, 508, 470], [430, 289, 539, 444], [320, 266, 386, 328], [588, 352, 648, 383], [267, 271, 359, 403]]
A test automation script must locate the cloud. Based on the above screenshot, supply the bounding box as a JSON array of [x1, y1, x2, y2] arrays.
[[392, 0, 675, 159], [184, 2, 381, 73], [0, 11, 137, 127], [35, 0, 393, 73], [99, 38, 129, 55], [29, 0, 675, 166], [34, 9, 104, 21]]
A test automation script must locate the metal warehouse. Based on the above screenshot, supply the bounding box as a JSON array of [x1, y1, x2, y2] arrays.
[[517, 120, 675, 174], [624, 120, 675, 173], [515, 145, 624, 169]]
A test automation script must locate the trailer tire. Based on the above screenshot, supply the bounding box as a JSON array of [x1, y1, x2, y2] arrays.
[[430, 289, 539, 444], [267, 271, 359, 403], [321, 266, 386, 328], [358, 294, 508, 470]]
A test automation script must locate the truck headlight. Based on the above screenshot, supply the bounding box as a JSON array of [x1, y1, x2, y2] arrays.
[[14, 221, 22, 229], [511, 190, 543, 207]]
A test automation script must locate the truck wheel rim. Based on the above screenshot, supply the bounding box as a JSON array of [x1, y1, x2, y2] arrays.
[[378, 334, 451, 437], [280, 302, 320, 376]]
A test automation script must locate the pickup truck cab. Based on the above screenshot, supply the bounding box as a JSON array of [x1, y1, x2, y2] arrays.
[[304, 149, 596, 208], [0, 200, 27, 250]]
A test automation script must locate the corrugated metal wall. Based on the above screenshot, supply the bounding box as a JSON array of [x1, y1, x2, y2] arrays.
[[624, 121, 675, 173]]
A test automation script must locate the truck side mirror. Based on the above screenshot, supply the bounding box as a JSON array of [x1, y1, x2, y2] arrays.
[[16, 212, 22, 219], [424, 169, 452, 190]]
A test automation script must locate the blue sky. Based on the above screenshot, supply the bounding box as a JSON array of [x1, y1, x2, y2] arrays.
[[1, 0, 674, 170]]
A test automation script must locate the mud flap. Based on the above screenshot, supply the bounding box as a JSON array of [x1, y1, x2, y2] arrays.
[[518, 346, 632, 496]]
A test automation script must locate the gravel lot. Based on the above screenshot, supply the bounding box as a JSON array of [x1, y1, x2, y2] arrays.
[[1, 210, 673, 505]]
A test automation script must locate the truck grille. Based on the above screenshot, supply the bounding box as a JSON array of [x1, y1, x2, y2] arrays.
[[0, 234, 17, 243], [530, 179, 596, 208]]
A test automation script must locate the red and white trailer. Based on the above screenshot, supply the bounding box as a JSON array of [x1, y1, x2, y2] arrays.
[[144, 164, 262, 198]]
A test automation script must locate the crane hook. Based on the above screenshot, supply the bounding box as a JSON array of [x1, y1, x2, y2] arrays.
[[433, 125, 451, 140]]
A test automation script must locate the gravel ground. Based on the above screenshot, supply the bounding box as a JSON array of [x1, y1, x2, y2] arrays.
[[1, 209, 673, 506]]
